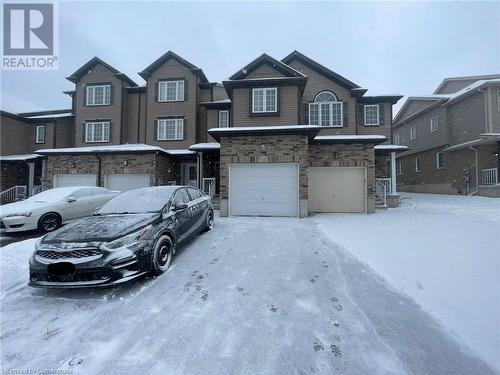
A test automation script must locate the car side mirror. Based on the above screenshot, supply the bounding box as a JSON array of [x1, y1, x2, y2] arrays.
[[67, 196, 77, 203], [173, 203, 188, 211]]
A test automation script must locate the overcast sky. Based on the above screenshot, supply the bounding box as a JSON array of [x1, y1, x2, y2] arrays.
[[1, 1, 499, 116]]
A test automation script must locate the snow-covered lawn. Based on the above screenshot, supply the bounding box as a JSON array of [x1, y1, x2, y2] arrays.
[[1, 209, 497, 375], [315, 192, 500, 371]]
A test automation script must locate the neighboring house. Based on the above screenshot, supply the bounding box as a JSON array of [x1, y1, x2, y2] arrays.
[[394, 75, 500, 197], [1, 50, 403, 216]]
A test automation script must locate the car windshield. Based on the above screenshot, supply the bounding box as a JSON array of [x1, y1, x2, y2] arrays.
[[96, 186, 176, 214], [25, 188, 78, 203]]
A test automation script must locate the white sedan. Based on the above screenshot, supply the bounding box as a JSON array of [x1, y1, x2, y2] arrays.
[[0, 186, 118, 233]]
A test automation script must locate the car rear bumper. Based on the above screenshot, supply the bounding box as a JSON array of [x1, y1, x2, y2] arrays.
[[29, 245, 149, 289]]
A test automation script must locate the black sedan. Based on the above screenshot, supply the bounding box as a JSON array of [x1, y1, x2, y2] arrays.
[[29, 186, 214, 288]]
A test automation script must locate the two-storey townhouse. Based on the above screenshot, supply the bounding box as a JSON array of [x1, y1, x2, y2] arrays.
[[36, 52, 225, 192], [394, 75, 500, 197], [0, 109, 73, 199], [206, 52, 402, 217]]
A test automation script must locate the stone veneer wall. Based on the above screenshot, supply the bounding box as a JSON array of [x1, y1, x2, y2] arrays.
[[44, 153, 177, 188], [308, 143, 376, 213]]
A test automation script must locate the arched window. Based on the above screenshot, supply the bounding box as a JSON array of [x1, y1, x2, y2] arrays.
[[309, 91, 343, 127]]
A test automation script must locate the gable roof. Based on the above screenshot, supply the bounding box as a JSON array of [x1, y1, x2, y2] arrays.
[[282, 50, 360, 90], [433, 74, 500, 94], [393, 96, 446, 124], [229, 53, 306, 80], [66, 57, 137, 86], [138, 50, 208, 82]]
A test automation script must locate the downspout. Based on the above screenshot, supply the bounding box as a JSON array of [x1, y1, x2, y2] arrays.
[[96, 155, 102, 187], [469, 146, 479, 195]]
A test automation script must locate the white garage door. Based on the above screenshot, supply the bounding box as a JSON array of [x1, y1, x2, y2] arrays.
[[54, 174, 97, 187], [229, 163, 298, 217], [309, 167, 366, 213], [105, 174, 150, 192]]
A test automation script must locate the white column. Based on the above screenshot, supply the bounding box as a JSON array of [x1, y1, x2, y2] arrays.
[[27, 162, 35, 197], [390, 152, 397, 195], [197, 151, 203, 189]]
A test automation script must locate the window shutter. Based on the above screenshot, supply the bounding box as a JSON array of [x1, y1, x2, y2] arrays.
[[82, 123, 87, 143], [183, 81, 188, 101], [155, 82, 159, 102], [303, 103, 309, 124], [108, 122, 112, 142], [110, 85, 114, 105], [343, 102, 348, 127], [379, 104, 384, 125], [183, 119, 186, 140], [154, 120, 158, 140], [358, 104, 364, 126], [83, 85, 87, 106]]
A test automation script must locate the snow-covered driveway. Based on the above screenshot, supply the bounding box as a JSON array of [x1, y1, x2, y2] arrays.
[[1, 211, 497, 374]]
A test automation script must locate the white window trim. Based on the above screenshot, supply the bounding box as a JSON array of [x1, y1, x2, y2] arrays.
[[252, 87, 277, 113], [410, 126, 417, 140], [430, 116, 439, 132], [158, 80, 185, 102], [364, 105, 380, 126], [308, 101, 343, 127], [157, 118, 184, 141], [415, 157, 421, 172], [398, 160, 403, 175], [86, 85, 111, 106], [436, 152, 444, 169], [218, 110, 229, 128], [35, 124, 46, 144], [85, 121, 110, 143]]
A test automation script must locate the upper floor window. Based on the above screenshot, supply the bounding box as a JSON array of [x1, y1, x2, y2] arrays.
[[364, 105, 380, 126], [410, 126, 417, 140], [252, 88, 277, 113], [394, 133, 400, 145], [157, 118, 184, 141], [85, 121, 110, 143], [218, 110, 229, 128], [35, 124, 46, 144], [309, 91, 343, 127], [159, 80, 184, 102], [436, 152, 444, 169], [430, 116, 439, 132], [86, 84, 111, 106]]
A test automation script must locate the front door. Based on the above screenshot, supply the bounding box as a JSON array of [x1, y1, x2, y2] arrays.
[[182, 163, 197, 187]]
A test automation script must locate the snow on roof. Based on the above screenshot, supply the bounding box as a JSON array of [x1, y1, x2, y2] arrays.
[[445, 78, 500, 104], [36, 144, 167, 154], [199, 99, 231, 105], [0, 154, 41, 161], [209, 125, 319, 133], [314, 135, 386, 142], [189, 143, 220, 151], [25, 112, 73, 119], [163, 149, 195, 155], [374, 145, 408, 150]]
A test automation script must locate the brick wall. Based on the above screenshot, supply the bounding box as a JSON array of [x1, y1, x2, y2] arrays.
[[219, 134, 309, 200], [308, 143, 376, 204]]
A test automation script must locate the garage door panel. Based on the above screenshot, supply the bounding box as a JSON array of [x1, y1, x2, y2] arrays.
[[54, 174, 97, 187], [105, 174, 150, 192], [230, 163, 298, 217], [309, 167, 366, 213]]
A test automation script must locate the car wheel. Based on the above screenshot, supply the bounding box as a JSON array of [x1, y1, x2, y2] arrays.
[[38, 213, 61, 232], [152, 235, 174, 275], [205, 210, 214, 231]]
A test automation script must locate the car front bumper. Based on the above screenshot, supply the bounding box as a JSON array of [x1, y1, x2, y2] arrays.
[[29, 244, 150, 289], [0, 216, 38, 233]]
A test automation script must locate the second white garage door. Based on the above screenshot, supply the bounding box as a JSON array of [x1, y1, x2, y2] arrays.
[[308, 167, 366, 213], [229, 163, 298, 217], [105, 174, 151, 192], [54, 174, 97, 187]]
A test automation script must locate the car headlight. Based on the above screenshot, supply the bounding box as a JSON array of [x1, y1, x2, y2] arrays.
[[5, 212, 32, 218], [100, 225, 152, 251]]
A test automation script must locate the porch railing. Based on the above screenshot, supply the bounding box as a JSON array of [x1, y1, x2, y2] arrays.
[[0, 185, 27, 204], [481, 168, 498, 185], [375, 179, 387, 207], [377, 177, 392, 195], [32, 184, 48, 196], [202, 178, 216, 197]]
